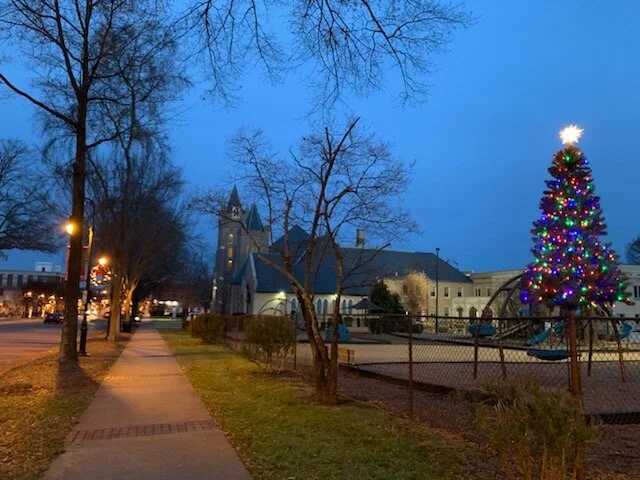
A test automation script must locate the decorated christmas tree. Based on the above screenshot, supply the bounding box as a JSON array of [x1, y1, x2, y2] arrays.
[[521, 126, 629, 310]]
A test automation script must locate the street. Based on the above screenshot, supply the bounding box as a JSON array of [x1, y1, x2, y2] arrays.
[[0, 318, 107, 365]]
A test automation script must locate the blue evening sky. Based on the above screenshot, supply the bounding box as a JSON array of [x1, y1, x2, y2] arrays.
[[1, 0, 639, 272]]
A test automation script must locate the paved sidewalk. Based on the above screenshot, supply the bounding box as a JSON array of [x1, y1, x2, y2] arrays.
[[44, 324, 251, 480]]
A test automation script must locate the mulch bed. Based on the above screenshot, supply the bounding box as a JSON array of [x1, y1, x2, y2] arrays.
[[334, 369, 640, 480]]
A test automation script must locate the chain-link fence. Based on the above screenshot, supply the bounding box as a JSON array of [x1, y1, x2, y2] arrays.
[[224, 313, 640, 424]]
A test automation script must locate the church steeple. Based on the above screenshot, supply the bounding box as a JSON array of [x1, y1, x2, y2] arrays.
[[245, 204, 264, 231], [227, 185, 242, 219], [227, 185, 241, 210]]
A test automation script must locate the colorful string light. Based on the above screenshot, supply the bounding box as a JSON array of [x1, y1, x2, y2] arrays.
[[520, 138, 629, 309]]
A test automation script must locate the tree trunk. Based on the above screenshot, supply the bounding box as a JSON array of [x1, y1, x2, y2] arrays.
[[123, 285, 135, 322], [60, 103, 87, 365], [300, 294, 336, 404], [131, 287, 141, 323], [108, 271, 122, 341]]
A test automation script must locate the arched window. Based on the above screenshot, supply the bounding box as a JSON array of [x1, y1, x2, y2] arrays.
[[483, 307, 493, 318], [469, 307, 477, 318], [317, 299, 322, 314], [342, 299, 347, 313], [290, 297, 298, 313], [348, 299, 353, 313], [323, 299, 328, 314]]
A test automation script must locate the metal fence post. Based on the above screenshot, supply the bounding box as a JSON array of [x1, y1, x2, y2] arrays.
[[407, 313, 414, 420], [567, 311, 582, 399]]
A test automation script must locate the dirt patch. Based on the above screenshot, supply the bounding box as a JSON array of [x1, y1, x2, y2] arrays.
[[335, 369, 640, 480]]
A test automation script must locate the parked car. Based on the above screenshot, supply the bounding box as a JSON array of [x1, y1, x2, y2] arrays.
[[44, 312, 64, 324]]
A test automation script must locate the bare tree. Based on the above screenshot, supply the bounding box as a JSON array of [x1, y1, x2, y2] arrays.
[[0, 140, 61, 255], [627, 235, 640, 265], [0, 0, 167, 363], [402, 271, 428, 315], [90, 149, 186, 339], [182, 0, 472, 107], [195, 117, 415, 403]]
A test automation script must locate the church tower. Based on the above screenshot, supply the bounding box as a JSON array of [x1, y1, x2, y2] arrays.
[[213, 186, 270, 313], [213, 186, 243, 313]]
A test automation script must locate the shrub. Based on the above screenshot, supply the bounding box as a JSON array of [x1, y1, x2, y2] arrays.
[[191, 313, 225, 344], [245, 315, 295, 372], [474, 382, 598, 480]]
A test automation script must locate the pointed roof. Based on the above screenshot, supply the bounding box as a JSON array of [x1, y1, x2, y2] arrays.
[[270, 226, 309, 252], [245, 204, 264, 231], [227, 185, 241, 210]]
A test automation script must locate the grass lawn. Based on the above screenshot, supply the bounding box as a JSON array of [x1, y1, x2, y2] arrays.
[[162, 330, 494, 480], [0, 337, 127, 480]]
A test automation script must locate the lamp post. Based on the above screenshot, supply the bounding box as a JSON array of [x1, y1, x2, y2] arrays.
[[78, 199, 96, 356], [435, 247, 440, 335]]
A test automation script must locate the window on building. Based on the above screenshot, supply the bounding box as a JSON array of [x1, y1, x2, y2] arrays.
[[469, 307, 477, 318], [430, 286, 436, 297], [444, 286, 450, 298], [342, 299, 347, 313], [41, 267, 46, 272], [487, 288, 492, 297], [348, 299, 353, 313], [323, 299, 328, 314], [17, 275, 23, 286], [7, 274, 13, 287], [402, 285, 408, 294], [226, 258, 233, 270], [634, 285, 640, 299], [475, 288, 481, 296], [316, 299, 322, 314], [444, 307, 449, 317], [290, 297, 298, 313], [457, 308, 463, 318], [0, 274, 3, 286], [429, 309, 436, 316], [27, 275, 33, 283], [457, 287, 463, 297]]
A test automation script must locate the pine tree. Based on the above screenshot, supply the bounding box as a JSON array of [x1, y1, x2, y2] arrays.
[[521, 126, 629, 310]]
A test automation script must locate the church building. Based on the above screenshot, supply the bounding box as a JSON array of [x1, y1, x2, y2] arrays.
[[213, 186, 269, 313]]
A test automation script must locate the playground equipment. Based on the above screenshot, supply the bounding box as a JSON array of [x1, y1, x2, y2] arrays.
[[468, 323, 497, 337], [619, 322, 633, 340], [525, 322, 569, 361], [325, 323, 352, 342]]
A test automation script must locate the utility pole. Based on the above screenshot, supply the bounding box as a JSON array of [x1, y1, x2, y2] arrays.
[[435, 247, 440, 334], [79, 199, 95, 356]]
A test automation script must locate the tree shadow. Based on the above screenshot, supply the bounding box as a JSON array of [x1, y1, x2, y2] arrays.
[[55, 360, 99, 394]]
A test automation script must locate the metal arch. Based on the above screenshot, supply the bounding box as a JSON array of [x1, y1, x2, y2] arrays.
[[481, 272, 613, 318], [482, 273, 524, 317], [257, 297, 290, 315]]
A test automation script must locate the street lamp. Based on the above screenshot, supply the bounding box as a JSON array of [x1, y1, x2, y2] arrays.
[[64, 221, 76, 236], [66, 199, 97, 356], [435, 247, 440, 335], [98, 256, 108, 267]]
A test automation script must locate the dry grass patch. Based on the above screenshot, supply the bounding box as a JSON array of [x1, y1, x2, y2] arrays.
[[0, 337, 127, 480]]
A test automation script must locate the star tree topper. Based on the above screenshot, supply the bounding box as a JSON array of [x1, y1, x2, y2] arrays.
[[559, 124, 584, 145]]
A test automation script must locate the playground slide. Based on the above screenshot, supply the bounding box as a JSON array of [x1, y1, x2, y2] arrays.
[[325, 324, 352, 342], [526, 328, 551, 346], [619, 322, 632, 340]]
